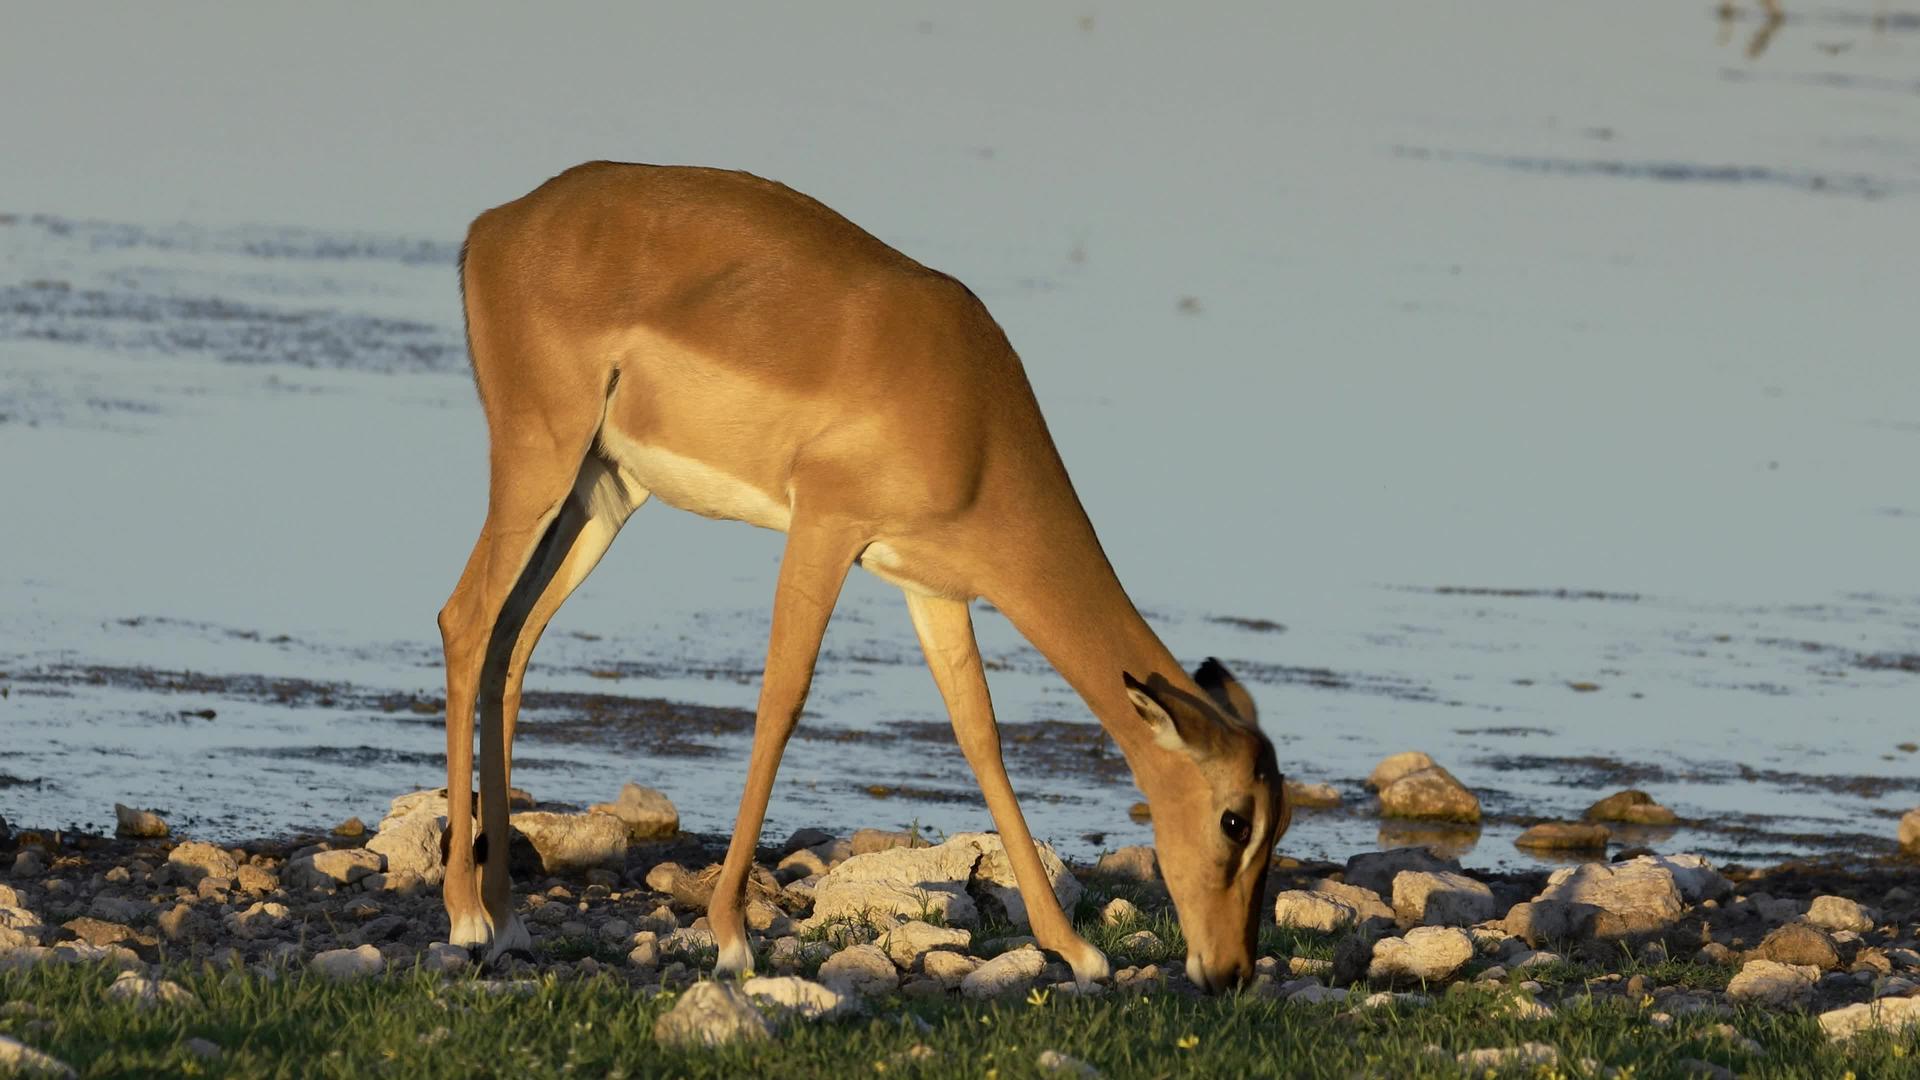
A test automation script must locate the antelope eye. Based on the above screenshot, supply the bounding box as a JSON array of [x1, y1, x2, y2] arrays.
[[1220, 809, 1251, 845]]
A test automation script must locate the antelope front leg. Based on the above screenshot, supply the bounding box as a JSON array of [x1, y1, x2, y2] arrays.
[[906, 592, 1110, 986], [709, 522, 860, 978]]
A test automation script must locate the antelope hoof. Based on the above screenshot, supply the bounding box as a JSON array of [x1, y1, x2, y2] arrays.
[[480, 914, 534, 968], [1068, 943, 1111, 987], [449, 910, 492, 953], [713, 938, 755, 980]]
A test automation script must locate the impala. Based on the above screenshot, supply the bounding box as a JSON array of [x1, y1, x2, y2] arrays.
[[437, 162, 1290, 992]]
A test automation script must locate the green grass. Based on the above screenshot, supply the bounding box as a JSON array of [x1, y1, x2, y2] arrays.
[[4, 961, 1918, 1079]]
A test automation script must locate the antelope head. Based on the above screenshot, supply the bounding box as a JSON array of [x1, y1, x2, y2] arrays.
[[1124, 658, 1290, 992]]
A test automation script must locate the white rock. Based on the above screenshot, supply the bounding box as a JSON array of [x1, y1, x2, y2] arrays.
[[507, 811, 628, 873], [1377, 766, 1480, 822], [1100, 898, 1140, 928], [652, 981, 773, 1048], [1901, 807, 1920, 853], [1344, 848, 1460, 897], [806, 832, 1077, 930], [1619, 854, 1730, 904], [223, 901, 292, 939], [166, 841, 239, 882], [1726, 959, 1818, 1008], [1360, 990, 1432, 1009], [923, 950, 980, 988], [102, 970, 198, 1009], [113, 804, 168, 839], [588, 782, 680, 840], [818, 943, 898, 996], [1392, 870, 1497, 927], [1455, 1043, 1558, 1070], [0, 1036, 75, 1079], [423, 942, 469, 973], [367, 812, 445, 886], [961, 947, 1046, 998], [1367, 927, 1474, 983], [290, 848, 383, 889], [1535, 860, 1685, 936], [1806, 895, 1874, 934], [1287, 984, 1349, 1005], [743, 975, 856, 1020], [1273, 891, 1365, 933], [1818, 997, 1920, 1040], [878, 920, 971, 970], [1367, 751, 1435, 790], [1036, 1049, 1101, 1076], [311, 944, 385, 980]]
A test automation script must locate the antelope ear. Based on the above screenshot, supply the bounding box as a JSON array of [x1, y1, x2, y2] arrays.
[[1123, 671, 1185, 751], [1194, 657, 1258, 727]]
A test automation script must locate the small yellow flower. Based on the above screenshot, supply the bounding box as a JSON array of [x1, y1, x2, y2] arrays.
[[1026, 987, 1052, 1007], [1176, 1034, 1200, 1051]]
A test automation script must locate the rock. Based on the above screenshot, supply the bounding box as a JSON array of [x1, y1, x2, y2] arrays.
[[1806, 895, 1874, 934], [87, 896, 145, 924], [1037, 1049, 1100, 1077], [1367, 927, 1474, 983], [332, 817, 366, 838], [1901, 808, 1920, 853], [627, 932, 660, 969], [155, 904, 203, 942], [0, 1036, 76, 1079], [223, 901, 292, 940], [652, 981, 773, 1048], [290, 848, 383, 889], [423, 943, 469, 973], [1377, 766, 1479, 823], [235, 865, 278, 895], [923, 951, 979, 987], [1818, 997, 1920, 1040], [1583, 789, 1678, 826], [850, 828, 926, 856], [961, 947, 1046, 998], [0, 885, 20, 907], [877, 920, 971, 970], [1456, 1044, 1558, 1071], [113, 804, 169, 839], [588, 783, 679, 840], [1284, 780, 1341, 808], [1092, 846, 1157, 882], [166, 841, 239, 882], [1726, 959, 1817, 1008], [1367, 751, 1435, 790], [311, 944, 385, 980], [1344, 848, 1460, 897], [742, 975, 855, 1020], [368, 812, 445, 886], [1751, 924, 1840, 971], [1287, 983, 1349, 1005], [183, 1038, 221, 1061], [1115, 930, 1162, 957], [1391, 871, 1496, 927], [1503, 900, 1597, 947], [1100, 898, 1141, 927], [1624, 854, 1729, 904], [61, 918, 136, 949], [507, 811, 627, 873], [806, 832, 1077, 930], [1514, 823, 1610, 851], [1534, 860, 1684, 936], [818, 943, 898, 996], [1273, 891, 1367, 933], [103, 970, 197, 1008], [783, 827, 835, 853]]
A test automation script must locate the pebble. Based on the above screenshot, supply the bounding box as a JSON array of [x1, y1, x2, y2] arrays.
[[1806, 895, 1874, 934], [1037, 1049, 1101, 1077], [818, 943, 898, 996], [1099, 898, 1140, 927]]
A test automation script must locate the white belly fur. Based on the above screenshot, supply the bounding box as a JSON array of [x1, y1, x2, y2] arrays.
[[596, 425, 792, 532]]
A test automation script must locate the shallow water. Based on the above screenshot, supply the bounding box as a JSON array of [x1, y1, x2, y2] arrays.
[[2, 1, 1917, 870]]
